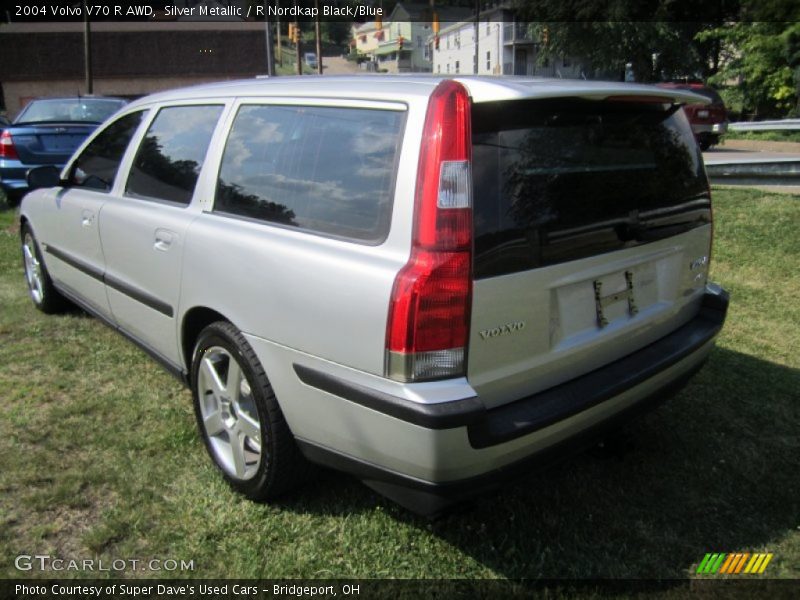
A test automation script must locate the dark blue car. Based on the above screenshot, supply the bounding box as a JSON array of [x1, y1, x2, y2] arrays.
[[0, 96, 127, 205]]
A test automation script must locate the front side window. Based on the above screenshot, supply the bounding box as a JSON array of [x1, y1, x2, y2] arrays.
[[125, 105, 223, 205], [70, 111, 145, 192], [215, 104, 404, 243]]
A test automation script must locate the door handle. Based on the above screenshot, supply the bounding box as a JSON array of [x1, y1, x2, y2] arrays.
[[81, 210, 94, 227], [154, 229, 175, 252]]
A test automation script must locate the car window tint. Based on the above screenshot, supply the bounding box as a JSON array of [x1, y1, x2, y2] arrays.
[[472, 99, 710, 278], [214, 104, 404, 243], [70, 111, 145, 192], [125, 105, 223, 205]]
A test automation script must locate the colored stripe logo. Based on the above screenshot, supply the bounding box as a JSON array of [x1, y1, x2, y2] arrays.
[[696, 552, 773, 574]]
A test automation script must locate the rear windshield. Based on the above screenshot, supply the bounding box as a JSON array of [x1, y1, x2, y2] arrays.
[[15, 98, 126, 124], [472, 98, 710, 279], [687, 87, 724, 105]]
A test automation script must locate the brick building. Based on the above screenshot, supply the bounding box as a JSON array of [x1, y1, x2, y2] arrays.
[[0, 21, 270, 118]]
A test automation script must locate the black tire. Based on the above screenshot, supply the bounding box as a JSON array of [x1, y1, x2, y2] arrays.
[[191, 321, 308, 500], [20, 223, 68, 314]]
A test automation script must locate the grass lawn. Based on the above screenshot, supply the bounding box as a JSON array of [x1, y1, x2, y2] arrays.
[[0, 187, 797, 585]]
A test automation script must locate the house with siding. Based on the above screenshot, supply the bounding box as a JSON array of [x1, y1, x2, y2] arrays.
[[352, 3, 472, 74], [431, 5, 584, 78]]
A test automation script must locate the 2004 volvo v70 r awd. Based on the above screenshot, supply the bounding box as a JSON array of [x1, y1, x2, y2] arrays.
[[19, 75, 729, 515]]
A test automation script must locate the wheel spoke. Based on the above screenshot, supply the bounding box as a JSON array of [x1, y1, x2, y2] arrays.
[[238, 411, 261, 445], [203, 410, 225, 437], [226, 359, 242, 402], [230, 430, 247, 478], [199, 356, 226, 399]]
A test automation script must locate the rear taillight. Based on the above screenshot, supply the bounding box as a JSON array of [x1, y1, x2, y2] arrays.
[[385, 80, 473, 382], [0, 130, 19, 160]]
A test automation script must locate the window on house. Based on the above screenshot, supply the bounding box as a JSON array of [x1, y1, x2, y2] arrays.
[[486, 51, 491, 71], [446, 63, 450, 73], [455, 60, 460, 74]]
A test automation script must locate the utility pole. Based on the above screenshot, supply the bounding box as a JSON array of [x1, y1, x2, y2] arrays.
[[474, 0, 479, 75], [295, 20, 303, 75], [276, 0, 282, 67], [314, 0, 323, 74], [264, 1, 275, 76], [82, 0, 93, 93]]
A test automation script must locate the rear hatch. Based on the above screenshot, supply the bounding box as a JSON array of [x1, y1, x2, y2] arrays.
[[9, 123, 96, 165], [467, 96, 713, 407]]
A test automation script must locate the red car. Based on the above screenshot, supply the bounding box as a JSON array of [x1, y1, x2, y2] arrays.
[[657, 83, 729, 150]]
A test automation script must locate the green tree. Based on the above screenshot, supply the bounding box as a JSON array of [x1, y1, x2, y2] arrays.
[[700, 20, 800, 118], [322, 20, 352, 47], [513, 0, 739, 81]]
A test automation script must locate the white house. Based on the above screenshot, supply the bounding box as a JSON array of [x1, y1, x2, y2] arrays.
[[351, 20, 390, 56], [431, 7, 584, 78], [351, 3, 472, 73]]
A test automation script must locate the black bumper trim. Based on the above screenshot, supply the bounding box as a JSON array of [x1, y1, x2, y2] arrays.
[[293, 289, 728, 444], [468, 290, 728, 449], [298, 360, 706, 517], [293, 364, 483, 429]]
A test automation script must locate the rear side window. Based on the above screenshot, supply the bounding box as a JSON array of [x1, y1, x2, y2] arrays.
[[214, 104, 404, 243], [70, 111, 144, 192], [472, 99, 711, 279], [125, 105, 223, 205]]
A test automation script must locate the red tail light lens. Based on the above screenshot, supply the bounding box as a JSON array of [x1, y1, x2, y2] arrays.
[[386, 80, 473, 382], [0, 131, 19, 160]]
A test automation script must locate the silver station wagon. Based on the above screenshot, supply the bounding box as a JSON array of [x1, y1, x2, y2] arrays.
[[19, 76, 729, 514]]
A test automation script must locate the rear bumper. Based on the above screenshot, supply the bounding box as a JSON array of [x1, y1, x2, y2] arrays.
[[692, 122, 728, 135], [0, 158, 31, 193], [291, 285, 728, 514], [1, 158, 64, 194]]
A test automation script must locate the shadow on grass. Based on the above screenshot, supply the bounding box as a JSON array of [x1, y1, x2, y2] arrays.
[[275, 346, 799, 579]]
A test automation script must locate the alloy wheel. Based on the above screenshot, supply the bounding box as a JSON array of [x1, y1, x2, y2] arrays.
[[197, 346, 263, 480]]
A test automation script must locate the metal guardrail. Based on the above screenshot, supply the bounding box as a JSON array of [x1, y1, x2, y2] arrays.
[[707, 119, 800, 185], [730, 119, 800, 131], [705, 157, 800, 186]]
